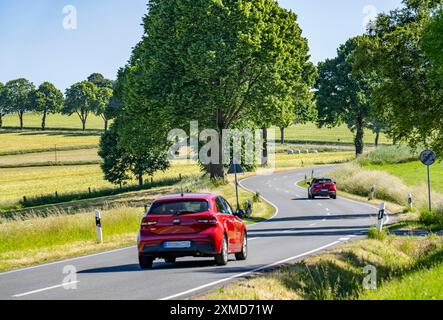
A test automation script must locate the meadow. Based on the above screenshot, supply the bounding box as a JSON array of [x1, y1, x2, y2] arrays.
[[364, 161, 443, 194], [2, 113, 105, 131], [0, 131, 100, 155], [0, 162, 201, 210], [276, 123, 391, 145]]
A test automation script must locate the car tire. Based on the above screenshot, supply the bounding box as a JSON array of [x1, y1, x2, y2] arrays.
[[215, 236, 229, 266], [165, 257, 176, 264], [139, 256, 154, 269], [235, 233, 248, 261]]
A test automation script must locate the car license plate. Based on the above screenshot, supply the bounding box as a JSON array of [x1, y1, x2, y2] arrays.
[[321, 189, 328, 192], [164, 241, 191, 249]]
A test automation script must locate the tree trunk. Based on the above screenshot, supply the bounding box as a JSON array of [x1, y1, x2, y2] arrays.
[[104, 118, 108, 132], [208, 127, 225, 180], [262, 127, 268, 166], [82, 119, 86, 131], [393, 135, 397, 145], [19, 112, 24, 130], [280, 127, 285, 145], [355, 117, 364, 156], [0, 114, 3, 128], [138, 174, 143, 187], [41, 111, 47, 131], [375, 130, 380, 148]]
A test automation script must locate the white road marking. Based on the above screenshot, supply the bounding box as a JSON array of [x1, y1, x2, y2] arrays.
[[0, 246, 135, 277], [12, 281, 80, 298], [325, 208, 330, 211], [318, 203, 323, 207], [309, 223, 317, 227], [160, 241, 341, 300], [339, 238, 351, 242]]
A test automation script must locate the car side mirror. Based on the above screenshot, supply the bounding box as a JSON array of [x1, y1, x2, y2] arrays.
[[235, 209, 245, 219], [307, 182, 311, 186]]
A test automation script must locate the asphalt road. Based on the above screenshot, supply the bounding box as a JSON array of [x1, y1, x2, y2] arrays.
[[0, 165, 381, 300]]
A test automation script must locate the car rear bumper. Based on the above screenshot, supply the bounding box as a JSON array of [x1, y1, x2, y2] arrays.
[[312, 191, 336, 197], [140, 241, 216, 258]]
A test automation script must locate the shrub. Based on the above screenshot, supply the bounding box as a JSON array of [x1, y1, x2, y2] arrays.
[[420, 208, 443, 230], [368, 227, 388, 240]]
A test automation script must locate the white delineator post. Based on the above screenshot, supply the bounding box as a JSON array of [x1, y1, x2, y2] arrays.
[[408, 193, 413, 210], [376, 203, 386, 233], [95, 210, 103, 243]]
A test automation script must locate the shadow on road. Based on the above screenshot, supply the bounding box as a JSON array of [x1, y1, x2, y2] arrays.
[[263, 214, 375, 223], [77, 259, 219, 274]]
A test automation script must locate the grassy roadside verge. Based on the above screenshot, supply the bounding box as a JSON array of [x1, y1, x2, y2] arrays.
[[0, 175, 275, 272], [198, 236, 443, 300]]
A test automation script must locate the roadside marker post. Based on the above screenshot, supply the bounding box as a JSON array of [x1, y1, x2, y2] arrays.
[[376, 203, 386, 233], [420, 150, 436, 212], [95, 210, 103, 244], [408, 193, 413, 210]]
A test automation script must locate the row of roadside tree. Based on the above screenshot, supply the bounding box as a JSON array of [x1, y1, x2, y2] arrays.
[[0, 73, 118, 131]]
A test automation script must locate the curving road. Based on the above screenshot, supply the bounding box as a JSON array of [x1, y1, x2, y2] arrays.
[[0, 166, 380, 300]]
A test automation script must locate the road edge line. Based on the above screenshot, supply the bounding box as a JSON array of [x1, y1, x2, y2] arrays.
[[159, 240, 341, 301]]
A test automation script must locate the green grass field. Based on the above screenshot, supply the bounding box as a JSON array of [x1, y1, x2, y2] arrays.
[[0, 148, 100, 166], [361, 262, 443, 300], [0, 162, 201, 208], [2, 113, 105, 131], [276, 123, 391, 145], [364, 161, 443, 193], [0, 131, 100, 155]]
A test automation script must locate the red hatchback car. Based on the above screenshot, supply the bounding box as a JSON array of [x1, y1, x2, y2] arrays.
[[307, 178, 337, 199], [137, 193, 248, 269]]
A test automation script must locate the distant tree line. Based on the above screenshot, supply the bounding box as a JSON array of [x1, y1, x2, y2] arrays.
[[0, 73, 118, 131]]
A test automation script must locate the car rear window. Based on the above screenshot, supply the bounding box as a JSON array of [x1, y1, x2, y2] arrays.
[[149, 200, 210, 215], [313, 179, 332, 184]]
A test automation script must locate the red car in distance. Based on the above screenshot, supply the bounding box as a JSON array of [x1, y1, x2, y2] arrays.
[[137, 193, 248, 269], [307, 178, 337, 199]]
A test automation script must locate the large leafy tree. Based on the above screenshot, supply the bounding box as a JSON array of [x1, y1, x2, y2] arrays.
[[4, 78, 35, 130], [62, 81, 97, 131], [315, 37, 375, 155], [87, 73, 114, 89], [422, 9, 443, 85], [119, 0, 315, 178], [355, 0, 443, 155], [93, 87, 113, 131], [31, 82, 64, 130]]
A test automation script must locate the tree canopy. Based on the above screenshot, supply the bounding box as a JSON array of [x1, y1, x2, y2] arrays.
[[315, 37, 375, 155], [62, 81, 97, 131], [4, 78, 35, 130], [111, 0, 316, 179], [32, 82, 64, 130], [355, 0, 443, 155]]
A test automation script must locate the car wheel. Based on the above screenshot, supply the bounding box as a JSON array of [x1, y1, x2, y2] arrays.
[[165, 257, 176, 264], [235, 233, 248, 261], [215, 236, 229, 266], [139, 256, 154, 269]]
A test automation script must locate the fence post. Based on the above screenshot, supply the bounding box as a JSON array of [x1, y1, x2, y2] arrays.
[[95, 210, 103, 244]]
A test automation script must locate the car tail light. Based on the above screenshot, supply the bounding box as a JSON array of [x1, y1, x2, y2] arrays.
[[141, 218, 157, 227], [196, 217, 217, 224]]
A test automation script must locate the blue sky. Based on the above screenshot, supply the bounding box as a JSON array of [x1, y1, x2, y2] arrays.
[[0, 0, 403, 91]]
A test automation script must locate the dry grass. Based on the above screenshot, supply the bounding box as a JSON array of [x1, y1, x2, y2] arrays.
[[329, 163, 443, 210]]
